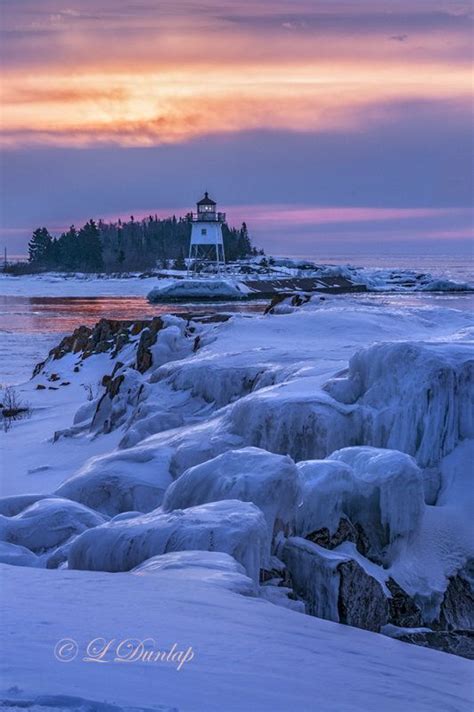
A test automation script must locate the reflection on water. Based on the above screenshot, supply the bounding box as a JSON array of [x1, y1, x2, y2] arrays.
[[0, 296, 267, 334]]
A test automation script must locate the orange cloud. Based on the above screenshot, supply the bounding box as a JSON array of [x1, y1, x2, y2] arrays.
[[0, 60, 472, 147]]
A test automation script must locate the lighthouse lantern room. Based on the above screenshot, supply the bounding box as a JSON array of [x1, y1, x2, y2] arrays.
[[189, 192, 226, 273]]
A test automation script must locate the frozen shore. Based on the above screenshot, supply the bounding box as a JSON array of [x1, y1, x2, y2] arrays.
[[0, 261, 472, 298], [0, 291, 473, 710]]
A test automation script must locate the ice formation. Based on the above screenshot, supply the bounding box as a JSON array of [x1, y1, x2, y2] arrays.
[[2, 287, 473, 673], [163, 447, 300, 539], [325, 341, 474, 467], [0, 497, 106, 554], [68, 499, 268, 582], [56, 448, 173, 516]]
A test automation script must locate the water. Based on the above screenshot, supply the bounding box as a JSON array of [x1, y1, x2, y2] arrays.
[[0, 253, 472, 385], [0, 296, 265, 334], [0, 296, 266, 385]]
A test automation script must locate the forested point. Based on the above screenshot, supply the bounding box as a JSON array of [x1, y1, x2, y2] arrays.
[[23, 215, 261, 273]]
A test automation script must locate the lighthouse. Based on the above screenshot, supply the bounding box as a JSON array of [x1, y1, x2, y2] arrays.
[[188, 192, 226, 273]]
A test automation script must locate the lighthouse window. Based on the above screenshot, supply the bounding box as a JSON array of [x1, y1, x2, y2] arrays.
[[201, 228, 207, 235]]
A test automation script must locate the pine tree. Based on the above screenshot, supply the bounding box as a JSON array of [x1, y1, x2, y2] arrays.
[[173, 249, 186, 270], [28, 228, 52, 264], [78, 220, 103, 271]]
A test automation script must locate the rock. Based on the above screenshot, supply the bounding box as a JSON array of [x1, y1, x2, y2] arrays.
[[35, 384, 46, 390], [438, 573, 474, 630], [386, 577, 423, 628], [397, 629, 474, 660], [136, 328, 154, 373], [337, 559, 389, 632], [306, 517, 369, 556], [135, 318, 164, 373]]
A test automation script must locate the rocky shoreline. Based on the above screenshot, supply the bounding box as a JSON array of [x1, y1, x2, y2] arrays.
[[19, 308, 473, 660]]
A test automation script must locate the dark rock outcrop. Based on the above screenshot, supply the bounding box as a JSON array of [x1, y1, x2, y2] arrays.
[[438, 573, 474, 630], [337, 559, 389, 632], [386, 578, 423, 628], [397, 629, 474, 660], [306, 517, 369, 556]]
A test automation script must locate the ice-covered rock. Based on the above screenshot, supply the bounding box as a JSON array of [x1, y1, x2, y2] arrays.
[[158, 359, 278, 409], [0, 540, 39, 567], [296, 460, 355, 538], [163, 447, 300, 541], [147, 278, 245, 302], [229, 387, 354, 461], [0, 494, 60, 517], [0, 497, 106, 554], [55, 447, 173, 516], [328, 447, 425, 562], [325, 341, 474, 467], [68, 499, 268, 583], [281, 537, 391, 630], [132, 550, 255, 596], [296, 448, 424, 564]]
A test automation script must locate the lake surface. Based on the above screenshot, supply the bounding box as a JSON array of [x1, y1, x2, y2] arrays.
[[0, 295, 267, 334]]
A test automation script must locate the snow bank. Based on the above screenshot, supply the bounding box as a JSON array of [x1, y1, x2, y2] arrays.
[[163, 447, 300, 540], [0, 692, 172, 712], [55, 448, 173, 516], [148, 278, 245, 302], [0, 497, 106, 554], [132, 550, 255, 596], [68, 499, 267, 582], [3, 564, 471, 712]]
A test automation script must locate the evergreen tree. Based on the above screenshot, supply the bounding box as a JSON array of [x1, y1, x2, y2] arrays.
[[78, 220, 103, 271], [173, 249, 186, 270], [28, 228, 52, 264]]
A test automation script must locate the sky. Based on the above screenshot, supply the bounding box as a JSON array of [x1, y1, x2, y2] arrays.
[[0, 0, 473, 258]]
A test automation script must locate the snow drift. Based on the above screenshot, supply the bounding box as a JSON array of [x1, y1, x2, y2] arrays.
[[132, 550, 255, 596]]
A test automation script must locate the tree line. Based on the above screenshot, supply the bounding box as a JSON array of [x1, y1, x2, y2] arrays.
[[27, 215, 260, 272]]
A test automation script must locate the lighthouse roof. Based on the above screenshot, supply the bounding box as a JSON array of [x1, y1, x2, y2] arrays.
[[197, 191, 216, 206]]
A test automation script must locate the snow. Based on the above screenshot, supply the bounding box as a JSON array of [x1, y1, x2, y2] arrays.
[[1, 564, 472, 712], [68, 499, 268, 583], [163, 447, 300, 541], [0, 273, 168, 298], [1, 279, 474, 709], [1, 262, 471, 301], [132, 550, 255, 596]]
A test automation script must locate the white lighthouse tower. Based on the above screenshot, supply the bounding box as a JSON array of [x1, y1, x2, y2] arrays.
[[188, 192, 226, 273]]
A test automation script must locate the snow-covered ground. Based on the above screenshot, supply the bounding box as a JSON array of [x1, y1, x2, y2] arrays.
[[0, 260, 472, 298], [1, 287, 473, 710], [1, 563, 472, 712]]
